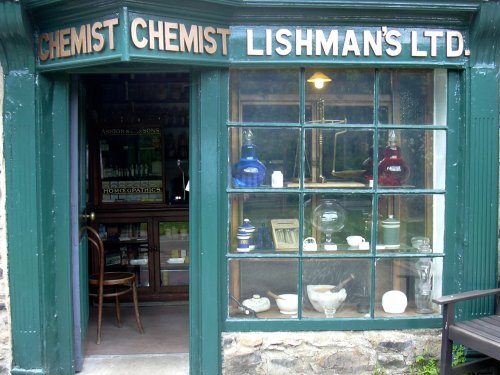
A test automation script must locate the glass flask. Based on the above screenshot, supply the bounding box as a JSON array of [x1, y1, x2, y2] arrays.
[[378, 130, 410, 186], [232, 130, 266, 187]]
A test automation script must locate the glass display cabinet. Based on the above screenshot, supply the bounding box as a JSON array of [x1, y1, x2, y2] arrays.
[[93, 215, 189, 300], [227, 68, 446, 320], [158, 221, 189, 289], [96, 220, 151, 289]]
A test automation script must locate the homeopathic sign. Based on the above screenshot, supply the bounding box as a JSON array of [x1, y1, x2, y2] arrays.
[[36, 15, 470, 64]]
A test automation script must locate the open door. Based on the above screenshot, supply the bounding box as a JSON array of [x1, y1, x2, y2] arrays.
[[71, 76, 90, 371]]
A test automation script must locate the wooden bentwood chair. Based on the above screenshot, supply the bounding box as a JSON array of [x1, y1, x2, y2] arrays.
[[81, 226, 144, 344]]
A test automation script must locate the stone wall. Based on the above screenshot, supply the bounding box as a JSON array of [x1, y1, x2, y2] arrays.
[[222, 329, 441, 375], [0, 64, 12, 374]]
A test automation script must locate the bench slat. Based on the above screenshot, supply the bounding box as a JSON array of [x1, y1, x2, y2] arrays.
[[450, 316, 500, 362], [470, 316, 500, 336]]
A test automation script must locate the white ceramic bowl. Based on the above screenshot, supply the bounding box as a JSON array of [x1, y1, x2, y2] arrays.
[[242, 294, 271, 313], [382, 290, 408, 314], [307, 285, 347, 312], [275, 294, 298, 314]]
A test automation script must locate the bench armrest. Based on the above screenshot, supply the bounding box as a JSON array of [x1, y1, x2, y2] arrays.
[[433, 288, 500, 305]]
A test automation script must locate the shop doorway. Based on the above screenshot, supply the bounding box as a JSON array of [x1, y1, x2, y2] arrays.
[[74, 73, 191, 370]]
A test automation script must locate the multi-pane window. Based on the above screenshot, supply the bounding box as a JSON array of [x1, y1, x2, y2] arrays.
[[227, 69, 446, 321]]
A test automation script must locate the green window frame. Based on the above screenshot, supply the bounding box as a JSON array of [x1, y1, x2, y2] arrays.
[[224, 68, 450, 331]]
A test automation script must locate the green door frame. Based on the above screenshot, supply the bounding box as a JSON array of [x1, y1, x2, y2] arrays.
[[189, 68, 227, 374], [2, 63, 222, 374], [0, 3, 219, 368]]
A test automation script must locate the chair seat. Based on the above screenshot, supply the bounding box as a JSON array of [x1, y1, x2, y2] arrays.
[[89, 271, 136, 286], [89, 284, 134, 298], [450, 315, 500, 362]]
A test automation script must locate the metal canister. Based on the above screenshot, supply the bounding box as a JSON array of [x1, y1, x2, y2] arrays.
[[382, 215, 400, 248]]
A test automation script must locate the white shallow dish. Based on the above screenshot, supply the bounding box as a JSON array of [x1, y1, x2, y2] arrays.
[[167, 257, 185, 264], [129, 258, 148, 266], [242, 295, 271, 313]]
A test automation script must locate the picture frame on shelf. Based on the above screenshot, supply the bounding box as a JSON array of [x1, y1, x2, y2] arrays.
[[271, 219, 299, 251]]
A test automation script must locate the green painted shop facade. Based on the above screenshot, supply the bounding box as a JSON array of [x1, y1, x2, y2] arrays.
[[1, 0, 500, 374]]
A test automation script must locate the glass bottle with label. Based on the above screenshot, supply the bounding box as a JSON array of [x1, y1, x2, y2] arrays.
[[232, 130, 266, 187], [378, 130, 410, 186]]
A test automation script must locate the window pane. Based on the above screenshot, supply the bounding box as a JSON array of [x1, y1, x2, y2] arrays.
[[229, 127, 300, 189], [305, 69, 374, 125], [302, 259, 371, 318], [375, 258, 441, 317], [377, 129, 446, 189], [304, 194, 373, 253], [228, 259, 298, 319], [304, 128, 374, 188], [229, 69, 300, 123], [228, 193, 300, 253], [376, 194, 444, 254], [379, 69, 446, 125]]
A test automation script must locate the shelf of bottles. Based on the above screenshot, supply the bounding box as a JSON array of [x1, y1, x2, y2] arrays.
[[158, 221, 189, 287], [97, 222, 150, 288]]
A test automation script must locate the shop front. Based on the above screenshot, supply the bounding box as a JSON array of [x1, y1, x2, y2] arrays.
[[1, 1, 500, 374]]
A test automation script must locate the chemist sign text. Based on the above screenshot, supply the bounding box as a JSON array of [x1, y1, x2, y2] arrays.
[[36, 13, 470, 67]]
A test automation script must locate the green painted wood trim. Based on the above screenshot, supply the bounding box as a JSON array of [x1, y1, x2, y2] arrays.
[[193, 68, 227, 375], [0, 1, 34, 72], [189, 71, 202, 375], [4, 70, 75, 375], [460, 67, 499, 319], [10, 369, 46, 375], [38, 75, 74, 374], [1, 2, 75, 372], [22, 0, 483, 9], [442, 70, 465, 298], [470, 2, 500, 66], [225, 317, 442, 331], [4, 66, 44, 373]]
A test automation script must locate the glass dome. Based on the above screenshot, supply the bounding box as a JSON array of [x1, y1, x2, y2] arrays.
[[311, 199, 346, 250]]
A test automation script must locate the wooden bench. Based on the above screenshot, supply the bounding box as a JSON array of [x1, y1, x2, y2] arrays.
[[433, 288, 500, 375]]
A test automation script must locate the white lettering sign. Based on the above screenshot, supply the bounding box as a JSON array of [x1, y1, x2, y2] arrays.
[[244, 26, 470, 58], [37, 20, 471, 63]]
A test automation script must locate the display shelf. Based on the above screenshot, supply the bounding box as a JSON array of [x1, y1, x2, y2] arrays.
[[231, 304, 439, 319]]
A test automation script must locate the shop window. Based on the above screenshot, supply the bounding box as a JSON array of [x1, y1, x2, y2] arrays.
[[227, 69, 446, 323]]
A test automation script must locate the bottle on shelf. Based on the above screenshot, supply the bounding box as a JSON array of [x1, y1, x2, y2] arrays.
[[232, 129, 266, 188], [378, 130, 410, 186]]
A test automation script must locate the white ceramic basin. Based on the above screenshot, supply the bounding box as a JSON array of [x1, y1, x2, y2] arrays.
[[275, 294, 298, 314], [307, 285, 347, 313]]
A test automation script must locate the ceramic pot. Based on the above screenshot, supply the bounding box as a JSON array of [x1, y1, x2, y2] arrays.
[[274, 294, 298, 315], [307, 285, 347, 313], [242, 294, 271, 313]]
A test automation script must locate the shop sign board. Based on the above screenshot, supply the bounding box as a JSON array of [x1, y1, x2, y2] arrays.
[[35, 9, 470, 69], [230, 26, 469, 65]]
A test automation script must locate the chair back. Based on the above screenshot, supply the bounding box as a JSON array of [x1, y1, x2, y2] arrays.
[[80, 225, 105, 285]]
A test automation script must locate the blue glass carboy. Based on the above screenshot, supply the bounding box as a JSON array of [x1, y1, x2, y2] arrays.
[[232, 130, 266, 187]]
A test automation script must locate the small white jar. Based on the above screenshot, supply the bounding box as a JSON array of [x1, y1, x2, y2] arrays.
[[271, 171, 284, 188]]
